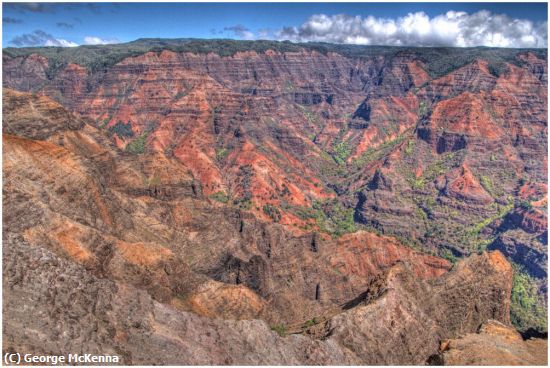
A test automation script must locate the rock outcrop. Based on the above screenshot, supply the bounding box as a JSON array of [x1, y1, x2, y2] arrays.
[[3, 231, 515, 365], [438, 320, 547, 365]]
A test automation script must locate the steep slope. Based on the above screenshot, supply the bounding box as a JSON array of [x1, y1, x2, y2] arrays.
[[5, 234, 509, 365], [3, 45, 546, 253], [2, 89, 526, 365], [2, 89, 452, 325]]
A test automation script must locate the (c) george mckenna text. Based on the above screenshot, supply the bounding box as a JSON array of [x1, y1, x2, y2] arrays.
[[4, 352, 120, 365]]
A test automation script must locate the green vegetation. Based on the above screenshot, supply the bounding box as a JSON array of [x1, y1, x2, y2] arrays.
[[510, 265, 547, 333], [284, 80, 295, 92], [313, 200, 356, 237], [281, 202, 317, 221], [353, 132, 409, 169], [209, 191, 230, 204], [234, 165, 253, 209], [475, 238, 493, 254], [488, 62, 510, 78], [125, 132, 149, 154], [304, 318, 318, 327], [408, 176, 426, 190], [519, 199, 533, 211], [426, 152, 458, 179], [270, 324, 287, 336], [332, 139, 352, 165], [174, 90, 188, 100], [263, 204, 282, 222], [406, 151, 461, 192], [479, 174, 505, 198], [98, 118, 110, 128], [404, 139, 415, 156], [418, 101, 428, 117], [415, 207, 428, 222], [471, 202, 514, 235], [304, 110, 317, 124], [296, 104, 318, 124], [479, 175, 495, 196], [440, 249, 458, 264], [318, 156, 348, 178], [233, 198, 253, 210], [280, 200, 357, 237], [108, 121, 134, 139], [215, 147, 230, 161], [459, 202, 514, 252]]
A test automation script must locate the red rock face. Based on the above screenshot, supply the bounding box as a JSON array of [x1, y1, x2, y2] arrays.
[[329, 231, 451, 279], [14, 50, 373, 225], [3, 48, 546, 240], [6, 46, 544, 261], [445, 164, 494, 205], [350, 94, 420, 159], [430, 92, 502, 139], [423, 60, 497, 99]]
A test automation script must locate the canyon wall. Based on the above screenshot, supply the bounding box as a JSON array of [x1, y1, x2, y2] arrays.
[[2, 42, 547, 363]]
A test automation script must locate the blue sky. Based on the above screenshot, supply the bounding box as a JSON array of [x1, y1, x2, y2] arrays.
[[2, 2, 548, 48]]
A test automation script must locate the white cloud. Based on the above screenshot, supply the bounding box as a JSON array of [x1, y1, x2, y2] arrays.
[[84, 36, 120, 45], [10, 30, 78, 47], [44, 39, 78, 47], [276, 11, 548, 48]]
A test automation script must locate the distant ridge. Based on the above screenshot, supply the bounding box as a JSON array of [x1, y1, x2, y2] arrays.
[[3, 38, 547, 79]]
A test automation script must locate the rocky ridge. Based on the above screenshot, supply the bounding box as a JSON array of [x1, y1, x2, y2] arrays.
[[437, 320, 547, 365]]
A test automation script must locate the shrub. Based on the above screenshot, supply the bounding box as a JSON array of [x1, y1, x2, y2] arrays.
[[519, 200, 533, 211], [233, 198, 253, 210], [510, 266, 547, 332], [353, 133, 407, 168], [109, 121, 134, 139], [333, 140, 352, 165], [440, 249, 458, 264], [215, 147, 230, 161], [290, 206, 317, 221], [410, 176, 425, 190], [415, 207, 428, 222], [125, 132, 148, 154], [98, 118, 110, 128], [480, 175, 495, 196], [271, 324, 286, 336], [263, 204, 282, 222], [418, 101, 427, 117], [209, 191, 229, 204], [304, 318, 318, 327], [313, 200, 356, 237], [174, 90, 188, 100], [404, 139, 415, 156]]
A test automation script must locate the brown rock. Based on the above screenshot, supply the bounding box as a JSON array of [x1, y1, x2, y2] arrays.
[[441, 320, 548, 365]]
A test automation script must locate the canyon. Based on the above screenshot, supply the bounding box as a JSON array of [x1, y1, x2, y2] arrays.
[[2, 39, 548, 364]]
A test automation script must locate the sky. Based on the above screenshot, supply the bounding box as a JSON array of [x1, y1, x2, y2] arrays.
[[2, 2, 548, 48]]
